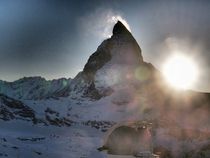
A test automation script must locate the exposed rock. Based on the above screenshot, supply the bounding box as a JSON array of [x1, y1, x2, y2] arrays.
[[0, 77, 71, 100], [82, 120, 115, 132], [70, 21, 159, 100], [0, 94, 37, 123]]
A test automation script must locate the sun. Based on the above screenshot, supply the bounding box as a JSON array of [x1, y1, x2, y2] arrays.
[[162, 54, 198, 90]]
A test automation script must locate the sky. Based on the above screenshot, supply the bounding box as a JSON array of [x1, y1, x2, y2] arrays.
[[0, 0, 209, 92]]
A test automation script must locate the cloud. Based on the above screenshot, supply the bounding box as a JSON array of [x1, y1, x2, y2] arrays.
[[79, 9, 131, 39]]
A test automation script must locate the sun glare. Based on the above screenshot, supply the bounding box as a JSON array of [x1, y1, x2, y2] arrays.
[[162, 54, 198, 90]]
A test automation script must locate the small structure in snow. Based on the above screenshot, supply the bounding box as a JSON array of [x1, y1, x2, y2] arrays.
[[98, 121, 158, 157]]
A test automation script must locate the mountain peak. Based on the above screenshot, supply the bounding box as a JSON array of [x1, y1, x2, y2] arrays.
[[72, 20, 148, 99], [113, 21, 131, 35]]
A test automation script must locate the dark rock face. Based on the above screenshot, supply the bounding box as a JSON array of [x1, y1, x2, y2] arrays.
[[71, 21, 155, 99], [0, 21, 158, 101], [0, 77, 72, 100], [83, 39, 112, 81], [112, 21, 143, 64], [113, 21, 131, 35], [82, 120, 115, 132], [44, 107, 74, 126], [0, 94, 36, 123], [44, 115, 73, 127], [80, 39, 113, 99], [83, 21, 143, 77]]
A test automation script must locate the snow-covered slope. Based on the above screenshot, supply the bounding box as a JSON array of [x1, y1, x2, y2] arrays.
[[0, 77, 71, 100], [1, 96, 210, 158], [1, 21, 210, 158], [0, 94, 36, 122], [0, 93, 75, 127]]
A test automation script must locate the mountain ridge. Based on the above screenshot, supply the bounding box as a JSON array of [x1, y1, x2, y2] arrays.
[[0, 76, 72, 100], [0, 20, 210, 158], [69, 21, 162, 100], [0, 21, 209, 101]]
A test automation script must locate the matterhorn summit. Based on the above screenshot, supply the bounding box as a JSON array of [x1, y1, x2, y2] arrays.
[[1, 18, 210, 158], [70, 21, 158, 100]]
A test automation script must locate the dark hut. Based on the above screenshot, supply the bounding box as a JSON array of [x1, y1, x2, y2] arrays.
[[99, 121, 154, 156]]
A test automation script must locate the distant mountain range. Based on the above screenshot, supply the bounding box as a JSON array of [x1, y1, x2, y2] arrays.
[[0, 21, 210, 158], [0, 77, 71, 100], [0, 21, 161, 101], [1, 21, 210, 126]]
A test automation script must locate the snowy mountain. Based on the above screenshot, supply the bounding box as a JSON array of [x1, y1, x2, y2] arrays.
[[0, 93, 75, 127], [0, 21, 210, 158], [0, 21, 161, 101], [69, 21, 161, 100], [0, 93, 36, 122], [0, 77, 71, 100]]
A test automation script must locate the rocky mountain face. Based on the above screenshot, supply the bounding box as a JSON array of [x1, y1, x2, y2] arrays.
[[0, 93, 75, 126], [0, 21, 209, 121], [70, 21, 160, 100], [0, 21, 161, 101], [0, 21, 210, 158], [0, 94, 36, 122], [0, 77, 71, 100]]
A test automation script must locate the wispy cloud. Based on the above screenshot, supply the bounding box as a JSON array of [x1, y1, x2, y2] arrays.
[[79, 8, 131, 39]]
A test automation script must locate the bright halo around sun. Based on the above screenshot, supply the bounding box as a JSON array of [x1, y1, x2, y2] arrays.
[[162, 54, 198, 90]]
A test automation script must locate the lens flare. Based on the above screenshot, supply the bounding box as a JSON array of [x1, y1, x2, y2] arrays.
[[162, 54, 198, 89]]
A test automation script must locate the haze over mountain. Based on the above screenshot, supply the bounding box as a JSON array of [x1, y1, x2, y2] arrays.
[[1, 0, 210, 92], [0, 21, 210, 158], [0, 21, 161, 100]]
